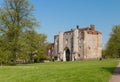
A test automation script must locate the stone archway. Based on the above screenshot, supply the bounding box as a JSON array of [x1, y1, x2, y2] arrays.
[[65, 48, 71, 61]]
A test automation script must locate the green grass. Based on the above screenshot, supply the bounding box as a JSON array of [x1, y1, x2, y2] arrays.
[[0, 59, 119, 82]]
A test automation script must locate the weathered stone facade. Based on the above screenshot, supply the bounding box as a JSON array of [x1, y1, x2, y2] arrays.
[[47, 43, 54, 59], [51, 25, 102, 61]]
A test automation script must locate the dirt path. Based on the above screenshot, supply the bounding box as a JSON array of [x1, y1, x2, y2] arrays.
[[109, 62, 120, 82]]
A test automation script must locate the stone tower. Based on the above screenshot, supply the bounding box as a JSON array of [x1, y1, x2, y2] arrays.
[[53, 25, 102, 61]]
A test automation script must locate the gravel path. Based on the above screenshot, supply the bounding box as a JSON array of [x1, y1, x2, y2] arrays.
[[109, 63, 120, 82]]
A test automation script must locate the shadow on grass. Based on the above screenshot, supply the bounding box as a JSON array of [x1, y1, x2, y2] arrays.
[[102, 67, 120, 75]]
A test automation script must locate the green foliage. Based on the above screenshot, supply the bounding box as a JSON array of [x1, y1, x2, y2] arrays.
[[0, 59, 118, 82], [20, 30, 49, 63], [105, 25, 120, 58], [0, 0, 48, 64]]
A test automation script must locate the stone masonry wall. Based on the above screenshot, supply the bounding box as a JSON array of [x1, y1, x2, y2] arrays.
[[73, 28, 79, 60], [58, 32, 64, 61], [84, 31, 102, 59]]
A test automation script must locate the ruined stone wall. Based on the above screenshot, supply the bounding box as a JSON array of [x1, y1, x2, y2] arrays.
[[84, 31, 102, 59], [54, 35, 59, 58], [78, 31, 84, 60], [58, 32, 64, 60], [63, 33, 72, 51], [63, 31, 73, 61], [97, 33, 102, 58], [73, 29, 79, 60]]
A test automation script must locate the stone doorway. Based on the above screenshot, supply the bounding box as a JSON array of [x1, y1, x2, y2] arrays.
[[65, 48, 71, 61]]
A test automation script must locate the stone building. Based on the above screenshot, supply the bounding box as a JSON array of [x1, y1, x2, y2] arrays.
[[49, 25, 102, 61], [47, 43, 54, 59]]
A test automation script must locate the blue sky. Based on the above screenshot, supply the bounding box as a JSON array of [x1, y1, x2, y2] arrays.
[[29, 0, 120, 48], [1, 0, 120, 48]]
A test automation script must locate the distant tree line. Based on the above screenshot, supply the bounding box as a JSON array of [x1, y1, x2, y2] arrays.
[[0, 0, 49, 65], [103, 25, 120, 58]]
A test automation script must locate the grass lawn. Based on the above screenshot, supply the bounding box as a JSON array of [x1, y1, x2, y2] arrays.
[[0, 59, 119, 82]]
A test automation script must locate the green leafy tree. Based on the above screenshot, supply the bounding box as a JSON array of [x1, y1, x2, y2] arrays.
[[20, 30, 49, 63], [105, 25, 120, 58], [0, 34, 11, 64], [0, 0, 38, 64]]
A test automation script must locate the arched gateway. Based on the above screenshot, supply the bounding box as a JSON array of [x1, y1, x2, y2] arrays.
[[64, 48, 71, 61]]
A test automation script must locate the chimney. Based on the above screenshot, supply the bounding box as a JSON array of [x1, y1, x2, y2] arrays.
[[90, 24, 95, 30]]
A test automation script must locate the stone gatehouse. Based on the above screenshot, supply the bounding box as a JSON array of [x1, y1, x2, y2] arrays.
[[48, 25, 102, 61]]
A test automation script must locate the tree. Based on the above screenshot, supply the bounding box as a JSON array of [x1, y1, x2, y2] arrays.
[[20, 30, 49, 63], [105, 25, 120, 58], [0, 0, 38, 64]]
